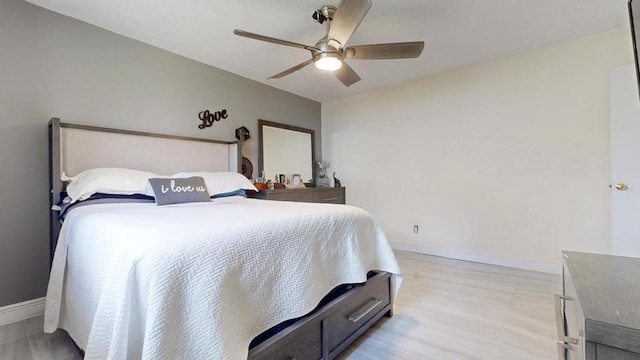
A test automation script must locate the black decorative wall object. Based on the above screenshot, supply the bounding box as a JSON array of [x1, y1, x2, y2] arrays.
[[241, 157, 253, 179], [235, 126, 250, 143], [235, 126, 252, 179], [198, 109, 228, 129]]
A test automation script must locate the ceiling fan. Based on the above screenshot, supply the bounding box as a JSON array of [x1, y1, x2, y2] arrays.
[[233, 0, 424, 87]]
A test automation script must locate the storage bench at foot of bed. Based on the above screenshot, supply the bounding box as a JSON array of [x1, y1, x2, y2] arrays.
[[248, 271, 393, 360]]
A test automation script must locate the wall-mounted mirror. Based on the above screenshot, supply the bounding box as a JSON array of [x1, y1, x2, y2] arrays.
[[259, 119, 315, 185]]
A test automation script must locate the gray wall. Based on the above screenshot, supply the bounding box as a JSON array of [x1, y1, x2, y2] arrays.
[[0, 0, 321, 307]]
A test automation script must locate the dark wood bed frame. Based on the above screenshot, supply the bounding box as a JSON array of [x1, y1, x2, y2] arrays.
[[48, 118, 394, 360]]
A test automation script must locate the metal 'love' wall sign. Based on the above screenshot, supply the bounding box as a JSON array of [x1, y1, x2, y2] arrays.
[[198, 109, 228, 129]]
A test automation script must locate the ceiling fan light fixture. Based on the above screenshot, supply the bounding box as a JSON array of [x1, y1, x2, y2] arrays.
[[314, 52, 343, 71]]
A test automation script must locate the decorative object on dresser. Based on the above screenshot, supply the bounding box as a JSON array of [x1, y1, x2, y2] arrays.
[[286, 174, 306, 189], [316, 160, 331, 187], [258, 119, 315, 186], [556, 251, 640, 359], [248, 186, 345, 204]]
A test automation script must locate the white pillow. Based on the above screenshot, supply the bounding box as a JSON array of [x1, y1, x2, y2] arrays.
[[62, 168, 159, 203], [171, 171, 257, 195]]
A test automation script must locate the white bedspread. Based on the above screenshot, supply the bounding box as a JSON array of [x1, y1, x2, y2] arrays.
[[44, 197, 400, 360]]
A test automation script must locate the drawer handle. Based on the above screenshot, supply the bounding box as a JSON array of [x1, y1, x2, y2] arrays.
[[557, 341, 572, 360], [348, 298, 382, 323], [322, 197, 338, 201], [553, 294, 579, 345]]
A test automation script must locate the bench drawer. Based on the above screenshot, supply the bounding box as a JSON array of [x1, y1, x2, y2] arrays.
[[248, 319, 321, 360], [324, 272, 390, 352]]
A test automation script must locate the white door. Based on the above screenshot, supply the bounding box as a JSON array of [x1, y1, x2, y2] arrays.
[[610, 64, 640, 257]]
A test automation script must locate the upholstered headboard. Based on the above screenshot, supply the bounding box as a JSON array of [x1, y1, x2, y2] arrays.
[[48, 118, 241, 262]]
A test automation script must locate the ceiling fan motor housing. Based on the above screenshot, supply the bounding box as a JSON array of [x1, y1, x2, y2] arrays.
[[312, 5, 337, 25]]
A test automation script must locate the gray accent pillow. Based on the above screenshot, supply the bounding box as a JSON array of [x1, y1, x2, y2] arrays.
[[148, 177, 211, 206]]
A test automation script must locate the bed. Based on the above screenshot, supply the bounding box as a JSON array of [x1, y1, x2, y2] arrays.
[[45, 118, 401, 360]]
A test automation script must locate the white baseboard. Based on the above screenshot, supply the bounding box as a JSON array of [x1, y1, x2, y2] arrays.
[[389, 241, 562, 275], [0, 297, 45, 327]]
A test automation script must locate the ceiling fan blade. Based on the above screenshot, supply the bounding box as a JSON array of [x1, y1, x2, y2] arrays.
[[328, 0, 372, 48], [345, 41, 425, 59], [234, 29, 318, 52], [334, 62, 361, 87], [268, 59, 315, 79]]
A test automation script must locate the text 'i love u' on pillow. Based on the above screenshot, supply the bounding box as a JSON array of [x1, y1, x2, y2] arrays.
[[148, 177, 211, 205], [170, 171, 257, 196]]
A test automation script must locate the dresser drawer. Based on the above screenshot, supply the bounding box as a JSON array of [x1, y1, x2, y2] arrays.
[[559, 263, 585, 360], [596, 344, 640, 359], [268, 191, 313, 203], [324, 272, 390, 353], [248, 319, 321, 360], [311, 188, 345, 204], [249, 187, 345, 204]]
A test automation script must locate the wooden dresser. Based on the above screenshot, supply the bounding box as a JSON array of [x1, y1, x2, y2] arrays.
[[248, 187, 345, 205], [557, 251, 640, 359]]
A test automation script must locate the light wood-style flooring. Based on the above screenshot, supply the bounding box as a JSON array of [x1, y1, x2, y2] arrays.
[[339, 250, 562, 359], [0, 250, 561, 359], [0, 316, 81, 359]]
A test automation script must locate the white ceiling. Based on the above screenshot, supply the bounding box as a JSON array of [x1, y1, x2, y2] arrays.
[[27, 0, 630, 102]]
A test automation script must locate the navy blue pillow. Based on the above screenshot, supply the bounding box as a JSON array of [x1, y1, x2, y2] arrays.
[[211, 189, 246, 198], [57, 192, 155, 220]]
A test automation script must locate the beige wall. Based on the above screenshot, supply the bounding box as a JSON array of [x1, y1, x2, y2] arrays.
[[322, 28, 633, 272]]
